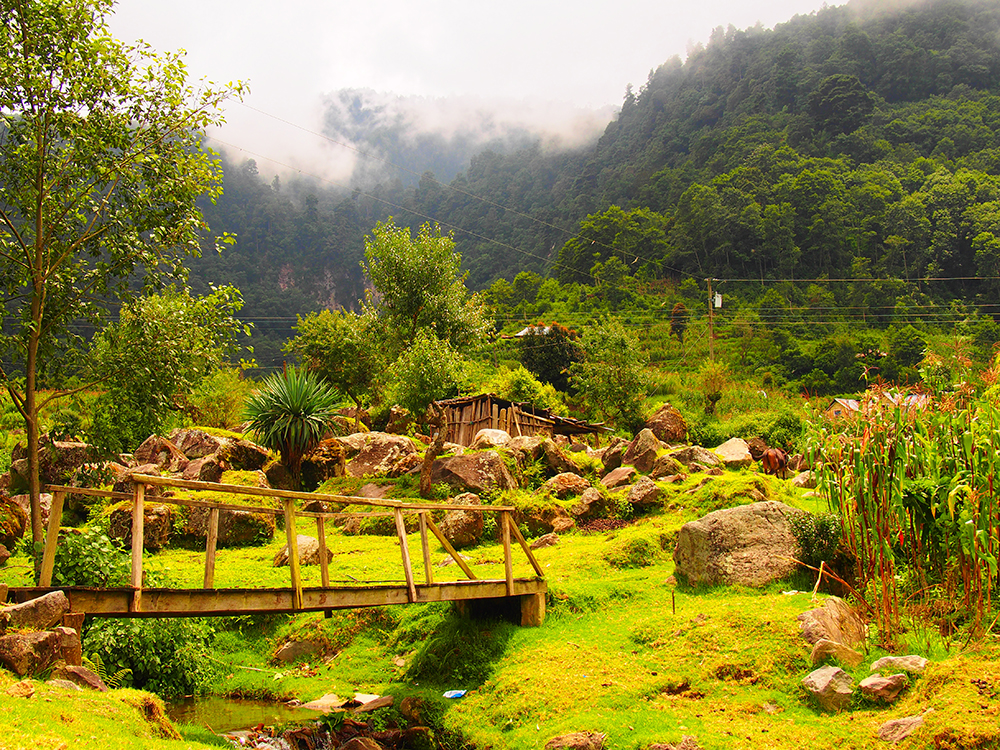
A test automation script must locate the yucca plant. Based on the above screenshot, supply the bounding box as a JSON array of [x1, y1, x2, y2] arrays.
[[244, 367, 339, 489]]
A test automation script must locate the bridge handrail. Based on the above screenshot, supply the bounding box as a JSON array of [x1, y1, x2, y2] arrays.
[[38, 474, 543, 613]]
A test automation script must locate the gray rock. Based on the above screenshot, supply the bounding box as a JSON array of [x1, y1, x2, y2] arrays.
[[345, 433, 418, 478], [811, 638, 863, 668], [569, 488, 606, 522], [0, 590, 70, 632], [273, 639, 323, 663], [870, 655, 928, 674], [627, 476, 662, 507], [50, 664, 108, 691], [878, 713, 928, 743], [471, 429, 511, 450], [669, 446, 724, 470], [599, 438, 627, 476], [673, 501, 803, 587], [714, 438, 752, 469], [541, 472, 591, 498], [46, 679, 83, 691], [798, 598, 867, 648], [802, 665, 854, 712], [645, 403, 687, 443], [273, 535, 333, 567], [792, 471, 817, 489], [650, 453, 684, 478], [530, 533, 559, 550], [438, 494, 484, 549], [541, 439, 578, 475], [860, 673, 908, 703], [600, 467, 636, 490], [169, 429, 226, 459], [623, 429, 660, 473], [431, 451, 518, 494]]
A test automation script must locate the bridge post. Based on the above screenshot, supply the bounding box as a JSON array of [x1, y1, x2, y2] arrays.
[[395, 508, 417, 603], [316, 517, 330, 588], [130, 482, 145, 612], [203, 507, 219, 588], [283, 497, 303, 610], [501, 511, 514, 597], [39, 490, 65, 587], [418, 512, 433, 585]]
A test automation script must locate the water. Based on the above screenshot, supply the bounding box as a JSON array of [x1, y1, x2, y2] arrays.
[[167, 696, 323, 734]]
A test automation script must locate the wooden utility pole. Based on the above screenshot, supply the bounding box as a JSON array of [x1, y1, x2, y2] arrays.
[[706, 278, 715, 361]]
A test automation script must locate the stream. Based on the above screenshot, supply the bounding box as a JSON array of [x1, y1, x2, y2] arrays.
[[167, 696, 323, 734]]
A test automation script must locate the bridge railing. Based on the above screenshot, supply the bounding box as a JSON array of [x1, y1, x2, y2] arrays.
[[39, 474, 544, 612]]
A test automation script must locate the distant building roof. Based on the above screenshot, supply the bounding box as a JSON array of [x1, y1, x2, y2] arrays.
[[513, 325, 552, 337]]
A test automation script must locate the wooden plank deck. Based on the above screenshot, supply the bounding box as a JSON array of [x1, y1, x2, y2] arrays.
[[8, 578, 547, 619]]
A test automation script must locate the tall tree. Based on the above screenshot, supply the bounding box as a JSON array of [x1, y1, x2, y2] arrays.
[[0, 0, 242, 556]]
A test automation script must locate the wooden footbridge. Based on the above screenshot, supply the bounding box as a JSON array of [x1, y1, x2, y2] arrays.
[[8, 475, 547, 626]]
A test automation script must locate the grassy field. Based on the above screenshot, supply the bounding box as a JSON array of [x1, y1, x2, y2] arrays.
[[2, 471, 999, 750]]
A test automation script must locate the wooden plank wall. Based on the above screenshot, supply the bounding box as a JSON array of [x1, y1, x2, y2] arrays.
[[443, 399, 555, 446]]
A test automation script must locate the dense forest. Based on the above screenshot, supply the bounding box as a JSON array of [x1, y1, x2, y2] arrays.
[[189, 0, 1000, 379]]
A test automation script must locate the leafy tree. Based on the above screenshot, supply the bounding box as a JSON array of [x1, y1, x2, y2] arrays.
[[286, 310, 382, 425], [385, 331, 463, 416], [670, 302, 689, 343], [361, 219, 491, 352], [244, 368, 338, 489], [519, 322, 581, 392], [809, 74, 876, 135], [0, 0, 241, 553], [571, 317, 648, 434], [87, 286, 248, 455]]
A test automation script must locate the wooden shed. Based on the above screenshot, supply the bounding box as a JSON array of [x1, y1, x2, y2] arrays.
[[434, 393, 609, 447]]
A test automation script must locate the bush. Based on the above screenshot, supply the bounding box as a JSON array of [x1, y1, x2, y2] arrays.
[[789, 511, 842, 568], [52, 527, 131, 587], [84, 617, 217, 697], [188, 367, 255, 429]]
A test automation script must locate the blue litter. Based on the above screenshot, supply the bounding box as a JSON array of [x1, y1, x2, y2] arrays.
[[442, 690, 467, 699]]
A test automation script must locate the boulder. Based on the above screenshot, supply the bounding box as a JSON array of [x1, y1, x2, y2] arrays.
[[544, 732, 606, 750], [431, 451, 518, 494], [541, 439, 578, 475], [112, 466, 166, 497], [0, 630, 62, 676], [168, 429, 226, 459], [218, 439, 271, 471], [599, 438, 627, 476], [0, 495, 28, 549], [50, 664, 108, 691], [870, 655, 928, 674], [273, 535, 333, 567], [55, 625, 82, 666], [788, 453, 809, 472], [668, 446, 724, 470], [802, 665, 853, 712], [504, 436, 543, 466], [385, 405, 413, 435], [798, 598, 867, 648], [9, 440, 95, 493], [627, 476, 662, 507], [345, 433, 418, 478], [878, 713, 927, 743], [301, 438, 347, 488], [650, 454, 684, 478], [273, 639, 324, 664], [746, 437, 768, 462], [183, 507, 275, 547], [811, 638, 863, 668], [334, 433, 372, 461], [133, 435, 188, 472], [7, 680, 36, 698], [645, 403, 688, 443], [388, 452, 423, 478], [600, 467, 636, 490], [471, 429, 511, 450], [859, 673, 908, 703], [714, 438, 752, 469], [108, 502, 173, 551], [541, 473, 591, 499], [0, 590, 70, 632], [338, 738, 383, 750], [47, 679, 82, 692], [622, 429, 660, 473], [0, 545, 9, 566], [530, 533, 559, 550], [673, 501, 803, 587], [438, 494, 484, 549], [792, 471, 817, 489], [569, 488, 606, 523], [514, 504, 575, 536], [181, 456, 224, 483]]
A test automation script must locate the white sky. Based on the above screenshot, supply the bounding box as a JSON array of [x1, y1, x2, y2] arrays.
[[108, 0, 834, 180]]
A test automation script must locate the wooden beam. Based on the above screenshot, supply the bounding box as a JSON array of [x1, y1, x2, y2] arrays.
[[39, 490, 65, 587], [419, 512, 433, 585], [501, 511, 514, 597], [507, 519, 545, 578], [395, 508, 417, 603], [284, 497, 303, 610], [203, 507, 219, 589], [316, 517, 330, 588], [130, 483, 145, 612], [44, 485, 132, 502], [424, 516, 477, 580]]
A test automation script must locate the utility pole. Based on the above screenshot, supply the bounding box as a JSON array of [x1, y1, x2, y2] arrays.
[[706, 277, 715, 361]]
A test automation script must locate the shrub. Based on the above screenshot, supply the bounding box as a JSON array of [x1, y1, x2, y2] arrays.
[[603, 531, 665, 569], [84, 617, 217, 697], [52, 527, 131, 588], [188, 367, 255, 429], [789, 511, 843, 568]]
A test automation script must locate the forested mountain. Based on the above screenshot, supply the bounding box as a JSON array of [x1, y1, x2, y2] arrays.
[[191, 0, 1000, 368]]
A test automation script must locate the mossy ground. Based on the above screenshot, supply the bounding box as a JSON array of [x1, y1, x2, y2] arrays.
[[2, 471, 999, 749]]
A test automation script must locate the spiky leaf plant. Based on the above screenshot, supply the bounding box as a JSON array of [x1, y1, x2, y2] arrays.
[[244, 367, 339, 488]]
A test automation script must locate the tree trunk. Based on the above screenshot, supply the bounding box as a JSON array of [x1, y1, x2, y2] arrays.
[[419, 404, 446, 498]]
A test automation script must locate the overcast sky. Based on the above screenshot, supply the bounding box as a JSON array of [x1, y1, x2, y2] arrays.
[[108, 0, 834, 180]]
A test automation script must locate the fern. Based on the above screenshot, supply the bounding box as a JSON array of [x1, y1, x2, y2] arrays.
[[83, 652, 132, 689]]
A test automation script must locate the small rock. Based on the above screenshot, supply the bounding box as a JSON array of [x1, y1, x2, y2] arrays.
[[798, 597, 867, 648], [55, 625, 83, 666], [627, 476, 662, 507], [878, 712, 928, 743], [273, 639, 323, 663], [792, 471, 817, 489], [50, 664, 108, 691], [811, 638, 863, 668], [801, 665, 854, 712], [354, 695, 394, 713], [860, 673, 908, 702], [46, 679, 82, 691], [544, 731, 606, 750], [870, 655, 928, 674], [600, 467, 636, 490], [273, 535, 333, 567], [530, 533, 559, 550], [6, 680, 35, 698], [569, 488, 606, 522], [338, 738, 383, 750]]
